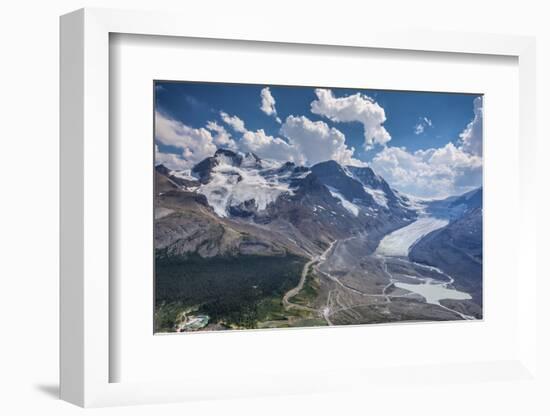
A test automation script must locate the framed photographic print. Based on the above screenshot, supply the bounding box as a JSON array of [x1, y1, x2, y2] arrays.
[[153, 81, 483, 334], [60, 7, 539, 408]]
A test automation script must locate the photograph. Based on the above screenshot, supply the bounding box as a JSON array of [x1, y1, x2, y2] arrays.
[[153, 81, 483, 333], [0, 0, 544, 413]]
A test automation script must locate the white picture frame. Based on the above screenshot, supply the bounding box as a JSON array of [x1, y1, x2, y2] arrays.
[[60, 7, 538, 408]]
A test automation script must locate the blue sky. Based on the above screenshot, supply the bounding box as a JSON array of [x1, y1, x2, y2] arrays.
[[155, 81, 483, 198]]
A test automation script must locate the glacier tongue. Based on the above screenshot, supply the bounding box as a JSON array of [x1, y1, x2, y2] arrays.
[[375, 217, 448, 257]]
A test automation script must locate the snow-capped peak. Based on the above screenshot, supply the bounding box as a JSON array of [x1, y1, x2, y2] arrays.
[[192, 149, 306, 217]]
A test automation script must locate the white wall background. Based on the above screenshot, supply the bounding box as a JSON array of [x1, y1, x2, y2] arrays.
[[0, 1, 548, 414]]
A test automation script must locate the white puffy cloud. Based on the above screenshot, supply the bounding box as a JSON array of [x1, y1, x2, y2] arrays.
[[370, 143, 482, 198], [369, 97, 483, 198], [240, 129, 302, 163], [218, 110, 361, 166], [310, 88, 391, 148], [260, 87, 282, 123], [260, 87, 276, 115], [155, 111, 217, 169], [220, 111, 247, 133], [371, 143, 482, 198], [280, 115, 363, 166], [238, 115, 364, 167], [206, 121, 238, 150], [155, 145, 189, 170], [459, 96, 483, 156], [218, 110, 300, 161], [157, 108, 363, 170]]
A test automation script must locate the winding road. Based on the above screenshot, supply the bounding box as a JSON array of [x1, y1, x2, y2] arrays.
[[283, 240, 336, 311]]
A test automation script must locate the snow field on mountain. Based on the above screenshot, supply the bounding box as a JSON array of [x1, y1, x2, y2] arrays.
[[362, 185, 389, 208], [326, 186, 360, 216]]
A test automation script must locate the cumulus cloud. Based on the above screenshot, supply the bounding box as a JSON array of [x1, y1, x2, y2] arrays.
[[155, 145, 189, 170], [260, 87, 276, 115], [371, 144, 482, 198], [459, 96, 483, 156], [217, 108, 362, 166], [280, 115, 362, 166], [220, 111, 247, 133], [260, 87, 282, 123], [155, 111, 217, 169], [237, 115, 363, 166], [310, 88, 391, 149], [370, 98, 483, 198], [156, 107, 363, 170], [240, 129, 302, 163], [218, 110, 300, 161], [414, 117, 433, 135], [206, 121, 238, 149]]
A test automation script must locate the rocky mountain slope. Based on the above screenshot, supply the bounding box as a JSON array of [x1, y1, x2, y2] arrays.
[[410, 188, 483, 305]]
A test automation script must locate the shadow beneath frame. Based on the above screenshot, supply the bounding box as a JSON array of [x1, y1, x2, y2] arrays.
[[34, 383, 59, 399]]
